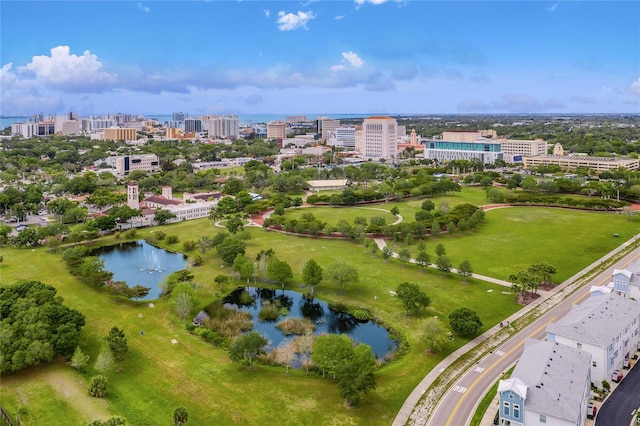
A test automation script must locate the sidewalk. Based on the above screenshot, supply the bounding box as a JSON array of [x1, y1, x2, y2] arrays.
[[394, 234, 640, 426]]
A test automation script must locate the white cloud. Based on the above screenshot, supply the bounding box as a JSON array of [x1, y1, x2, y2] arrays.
[[137, 2, 150, 13], [264, 9, 270, 17], [276, 11, 315, 31], [331, 51, 364, 71], [334, 15, 345, 20], [546, 3, 558, 12], [18, 46, 117, 92], [629, 77, 640, 95], [355, 0, 390, 5]]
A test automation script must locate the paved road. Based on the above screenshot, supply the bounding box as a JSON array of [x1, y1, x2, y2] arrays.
[[423, 245, 640, 426], [596, 359, 640, 426]]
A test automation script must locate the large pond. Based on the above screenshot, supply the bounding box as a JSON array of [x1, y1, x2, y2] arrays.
[[95, 240, 187, 300], [221, 286, 398, 361]]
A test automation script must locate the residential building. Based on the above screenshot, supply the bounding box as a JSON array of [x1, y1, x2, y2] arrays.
[[286, 115, 307, 124], [609, 263, 640, 299], [423, 139, 503, 164], [546, 292, 640, 385], [207, 115, 239, 139], [11, 122, 37, 138], [172, 112, 187, 122], [354, 126, 364, 153], [498, 339, 591, 426], [523, 155, 639, 172], [363, 116, 398, 161], [184, 117, 202, 134], [267, 121, 287, 140], [104, 127, 137, 141], [115, 154, 161, 176]]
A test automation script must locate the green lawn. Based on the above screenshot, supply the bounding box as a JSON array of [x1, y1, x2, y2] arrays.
[[285, 205, 397, 226], [1, 194, 636, 425]]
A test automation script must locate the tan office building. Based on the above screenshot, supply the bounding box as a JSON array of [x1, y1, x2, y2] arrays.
[[523, 155, 639, 171], [267, 121, 287, 140], [104, 127, 137, 141]]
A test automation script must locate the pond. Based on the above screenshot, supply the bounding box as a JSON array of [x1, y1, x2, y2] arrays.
[[220, 286, 398, 361], [95, 240, 187, 301]]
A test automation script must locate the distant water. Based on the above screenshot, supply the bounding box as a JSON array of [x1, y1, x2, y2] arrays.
[[1, 113, 371, 129]]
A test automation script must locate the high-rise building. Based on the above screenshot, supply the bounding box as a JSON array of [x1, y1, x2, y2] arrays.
[[104, 127, 138, 141], [172, 112, 188, 122], [316, 117, 340, 140], [286, 115, 307, 124], [184, 117, 202, 133], [333, 126, 357, 149], [208, 115, 239, 139], [267, 121, 287, 140], [363, 116, 398, 160]]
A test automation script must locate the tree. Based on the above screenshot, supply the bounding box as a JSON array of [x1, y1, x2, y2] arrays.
[[88, 416, 126, 426], [88, 375, 109, 398], [423, 318, 448, 353], [326, 261, 359, 294], [415, 250, 431, 269], [105, 327, 128, 361], [435, 255, 452, 274], [302, 259, 323, 288], [396, 282, 431, 315], [458, 260, 473, 279], [398, 248, 412, 266], [273, 341, 296, 375], [172, 283, 197, 321], [216, 238, 246, 264], [435, 243, 446, 256], [78, 257, 113, 286], [267, 256, 293, 285], [421, 200, 435, 211], [336, 343, 377, 407], [312, 334, 353, 378], [154, 209, 176, 225], [382, 246, 393, 261], [233, 254, 255, 282], [172, 406, 189, 426], [225, 215, 245, 234], [390, 206, 400, 215], [229, 331, 268, 367], [449, 308, 483, 336], [94, 345, 115, 374], [69, 346, 88, 372]]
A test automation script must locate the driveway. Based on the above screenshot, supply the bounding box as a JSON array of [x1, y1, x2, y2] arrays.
[[596, 356, 640, 426]]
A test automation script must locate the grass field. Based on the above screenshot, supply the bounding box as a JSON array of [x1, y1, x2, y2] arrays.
[[1, 188, 637, 425], [284, 205, 397, 226]]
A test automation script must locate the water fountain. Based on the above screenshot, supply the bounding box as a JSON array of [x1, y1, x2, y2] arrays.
[[142, 250, 164, 273]]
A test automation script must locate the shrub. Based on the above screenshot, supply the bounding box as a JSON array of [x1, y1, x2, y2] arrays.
[[123, 229, 137, 239], [183, 240, 197, 251], [350, 309, 372, 321], [258, 301, 281, 322], [88, 375, 108, 398], [167, 235, 179, 244], [214, 274, 229, 284], [155, 231, 166, 240]]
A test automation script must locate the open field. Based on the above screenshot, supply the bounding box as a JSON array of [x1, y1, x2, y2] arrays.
[[284, 205, 397, 225], [1, 189, 636, 425]]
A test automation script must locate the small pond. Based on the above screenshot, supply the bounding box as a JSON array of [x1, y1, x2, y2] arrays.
[[95, 240, 187, 301], [221, 286, 398, 361]]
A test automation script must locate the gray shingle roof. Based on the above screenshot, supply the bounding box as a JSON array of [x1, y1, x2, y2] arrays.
[[546, 292, 640, 347], [512, 339, 591, 422]]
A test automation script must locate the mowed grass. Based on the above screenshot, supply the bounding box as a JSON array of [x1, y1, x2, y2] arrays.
[[285, 205, 397, 225], [0, 216, 521, 426], [2, 191, 637, 425], [386, 207, 640, 282]]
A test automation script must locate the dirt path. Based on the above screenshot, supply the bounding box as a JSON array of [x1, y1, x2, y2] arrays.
[[39, 365, 112, 422]]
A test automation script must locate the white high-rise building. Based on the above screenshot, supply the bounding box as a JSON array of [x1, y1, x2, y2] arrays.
[[316, 117, 340, 140], [333, 126, 357, 150], [363, 116, 398, 160]]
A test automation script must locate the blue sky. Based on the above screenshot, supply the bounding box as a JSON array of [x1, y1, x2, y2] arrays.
[[1, 0, 639, 116]]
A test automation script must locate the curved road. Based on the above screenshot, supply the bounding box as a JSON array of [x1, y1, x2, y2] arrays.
[[421, 243, 640, 426]]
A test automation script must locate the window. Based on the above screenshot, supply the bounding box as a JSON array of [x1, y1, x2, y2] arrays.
[[540, 414, 547, 423], [593, 361, 597, 367], [577, 342, 582, 349], [513, 404, 520, 419], [503, 401, 510, 416]]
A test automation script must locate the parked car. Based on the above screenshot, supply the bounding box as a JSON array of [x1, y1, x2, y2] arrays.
[[587, 402, 597, 419], [623, 358, 631, 369], [612, 369, 623, 383]]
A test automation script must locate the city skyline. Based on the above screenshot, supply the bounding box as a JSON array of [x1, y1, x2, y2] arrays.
[[1, 1, 639, 117]]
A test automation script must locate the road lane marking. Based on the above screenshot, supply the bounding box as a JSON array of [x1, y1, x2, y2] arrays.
[[443, 317, 557, 426], [494, 350, 505, 357], [473, 366, 485, 373]]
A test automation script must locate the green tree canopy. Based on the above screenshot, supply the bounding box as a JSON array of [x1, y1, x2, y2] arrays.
[[448, 308, 483, 336], [302, 259, 323, 288], [105, 327, 128, 361], [229, 331, 268, 366], [326, 262, 359, 294], [396, 282, 431, 315], [216, 238, 246, 264]]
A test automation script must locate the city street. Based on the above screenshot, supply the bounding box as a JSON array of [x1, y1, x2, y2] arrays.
[[596, 356, 640, 426], [423, 244, 640, 426]]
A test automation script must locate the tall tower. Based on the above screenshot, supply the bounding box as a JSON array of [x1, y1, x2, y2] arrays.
[[127, 182, 140, 210], [363, 116, 398, 160]]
